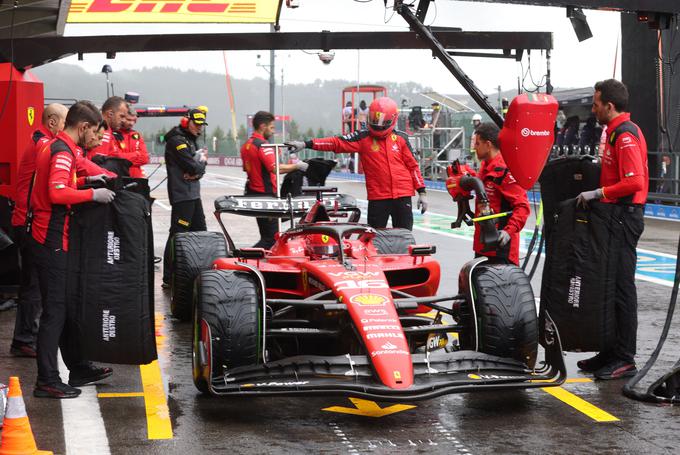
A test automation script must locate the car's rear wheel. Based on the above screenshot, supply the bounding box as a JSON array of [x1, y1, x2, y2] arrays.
[[192, 270, 261, 393], [171, 231, 227, 321], [460, 263, 538, 368], [372, 228, 416, 254]]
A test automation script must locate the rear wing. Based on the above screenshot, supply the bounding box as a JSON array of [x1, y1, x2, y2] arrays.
[[214, 193, 358, 218]]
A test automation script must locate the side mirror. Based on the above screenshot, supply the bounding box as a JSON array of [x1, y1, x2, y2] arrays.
[[235, 248, 266, 259], [408, 244, 436, 256]]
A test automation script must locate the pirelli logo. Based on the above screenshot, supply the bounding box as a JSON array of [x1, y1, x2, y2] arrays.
[[67, 0, 278, 23]]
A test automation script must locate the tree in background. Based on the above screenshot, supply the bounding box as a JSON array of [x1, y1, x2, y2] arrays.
[[304, 127, 314, 139], [237, 124, 248, 143], [287, 119, 301, 141], [211, 126, 226, 142], [316, 127, 325, 138]]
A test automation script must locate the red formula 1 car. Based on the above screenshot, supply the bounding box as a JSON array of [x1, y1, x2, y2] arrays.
[[169, 186, 566, 400]]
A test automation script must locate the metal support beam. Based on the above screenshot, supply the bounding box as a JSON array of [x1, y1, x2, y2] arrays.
[[415, 0, 431, 22], [0, 30, 552, 70], [395, 0, 505, 127], [448, 50, 523, 60], [270, 23, 276, 115], [459, 0, 680, 14]]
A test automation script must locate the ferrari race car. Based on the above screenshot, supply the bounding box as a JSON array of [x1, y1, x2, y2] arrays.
[[170, 185, 566, 401]]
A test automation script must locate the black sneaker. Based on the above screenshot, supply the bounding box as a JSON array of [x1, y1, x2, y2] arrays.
[[10, 343, 37, 358], [68, 366, 114, 387], [161, 280, 171, 289], [576, 352, 610, 373], [34, 382, 81, 399], [594, 359, 637, 380]]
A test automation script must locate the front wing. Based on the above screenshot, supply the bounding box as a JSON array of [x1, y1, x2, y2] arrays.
[[205, 337, 566, 401]]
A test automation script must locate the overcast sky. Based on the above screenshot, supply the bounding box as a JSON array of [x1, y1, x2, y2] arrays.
[[62, 0, 622, 96]]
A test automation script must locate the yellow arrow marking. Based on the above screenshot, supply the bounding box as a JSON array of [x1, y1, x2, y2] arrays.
[[322, 397, 416, 417], [542, 386, 619, 422]]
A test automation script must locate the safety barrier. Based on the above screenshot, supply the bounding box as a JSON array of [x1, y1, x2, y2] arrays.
[[148, 155, 242, 167], [327, 171, 680, 222], [143, 158, 679, 221]]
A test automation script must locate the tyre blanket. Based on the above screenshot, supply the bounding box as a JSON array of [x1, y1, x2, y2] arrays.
[[539, 156, 601, 244], [540, 199, 622, 352], [67, 190, 157, 364]]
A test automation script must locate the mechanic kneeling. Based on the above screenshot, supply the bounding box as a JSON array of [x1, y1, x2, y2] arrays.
[[448, 122, 530, 266], [30, 101, 116, 398]]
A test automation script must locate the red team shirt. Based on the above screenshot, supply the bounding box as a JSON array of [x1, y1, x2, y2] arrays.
[[311, 130, 425, 200], [473, 153, 530, 265], [11, 127, 54, 228], [241, 133, 277, 194], [30, 132, 94, 250], [599, 113, 649, 205]]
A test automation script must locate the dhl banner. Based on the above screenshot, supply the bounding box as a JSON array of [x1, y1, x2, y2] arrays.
[[67, 0, 280, 23]]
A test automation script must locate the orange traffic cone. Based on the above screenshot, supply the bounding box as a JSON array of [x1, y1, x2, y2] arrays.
[[0, 377, 52, 455]]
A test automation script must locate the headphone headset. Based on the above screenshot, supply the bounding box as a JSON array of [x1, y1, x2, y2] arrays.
[[181, 106, 207, 128]]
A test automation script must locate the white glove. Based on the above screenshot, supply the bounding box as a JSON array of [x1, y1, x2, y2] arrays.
[[285, 141, 306, 153], [498, 230, 511, 247], [576, 188, 603, 209], [92, 188, 115, 204], [197, 150, 208, 164], [86, 174, 109, 184], [295, 161, 309, 172], [417, 192, 428, 214]]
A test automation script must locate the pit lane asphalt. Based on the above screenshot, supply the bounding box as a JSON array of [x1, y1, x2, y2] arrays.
[[1, 164, 678, 455]]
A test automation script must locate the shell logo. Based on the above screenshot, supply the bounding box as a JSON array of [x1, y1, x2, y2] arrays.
[[350, 294, 387, 306]]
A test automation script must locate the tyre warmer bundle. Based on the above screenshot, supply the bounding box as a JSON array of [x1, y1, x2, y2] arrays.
[[91, 156, 132, 177], [67, 190, 157, 364], [280, 158, 337, 197], [539, 199, 623, 352], [539, 155, 600, 243], [539, 156, 621, 352]]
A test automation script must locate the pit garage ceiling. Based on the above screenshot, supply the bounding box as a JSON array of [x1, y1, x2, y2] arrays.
[[0, 0, 70, 39]]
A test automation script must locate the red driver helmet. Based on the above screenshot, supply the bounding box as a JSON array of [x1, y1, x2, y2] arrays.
[[368, 97, 398, 138], [305, 234, 339, 259]]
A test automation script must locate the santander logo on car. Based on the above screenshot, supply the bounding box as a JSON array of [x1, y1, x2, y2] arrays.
[[520, 127, 551, 138]]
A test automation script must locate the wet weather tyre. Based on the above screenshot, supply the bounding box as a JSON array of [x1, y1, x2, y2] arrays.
[[192, 270, 260, 393], [372, 228, 416, 254], [171, 231, 227, 321], [467, 264, 538, 368]]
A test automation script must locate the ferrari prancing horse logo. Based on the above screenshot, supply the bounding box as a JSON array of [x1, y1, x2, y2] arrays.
[[27, 107, 35, 126]]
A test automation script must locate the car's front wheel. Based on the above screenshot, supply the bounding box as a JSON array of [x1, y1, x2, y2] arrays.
[[192, 270, 261, 393], [460, 263, 538, 368]]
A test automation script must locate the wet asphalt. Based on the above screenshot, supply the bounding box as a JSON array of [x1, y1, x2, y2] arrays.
[[0, 165, 678, 455]]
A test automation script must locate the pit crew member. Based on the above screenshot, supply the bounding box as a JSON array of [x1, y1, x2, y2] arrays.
[[241, 110, 309, 249], [286, 97, 427, 230], [30, 101, 116, 398], [162, 108, 209, 287], [575, 79, 648, 380], [447, 122, 529, 266]]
